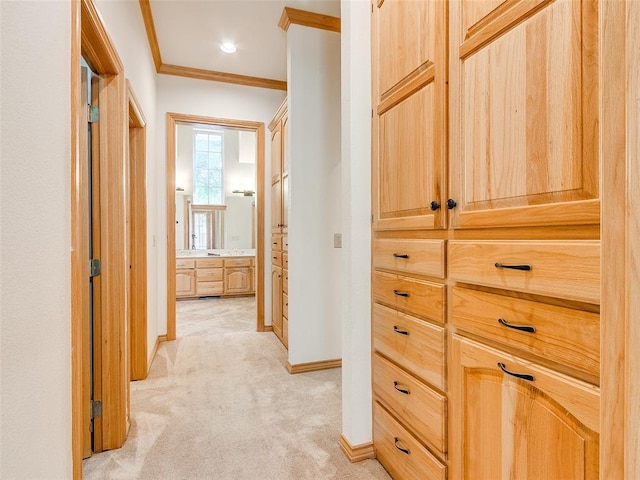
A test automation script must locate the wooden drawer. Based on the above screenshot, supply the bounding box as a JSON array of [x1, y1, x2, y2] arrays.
[[448, 240, 600, 304], [451, 287, 600, 379], [282, 252, 288, 269], [196, 257, 224, 269], [271, 251, 282, 267], [282, 235, 288, 251], [373, 303, 446, 390], [374, 402, 447, 480], [373, 354, 446, 456], [451, 335, 600, 434], [271, 235, 282, 251], [176, 258, 195, 269], [196, 268, 223, 281], [283, 293, 288, 319], [224, 257, 252, 268], [372, 271, 445, 323], [373, 239, 445, 279], [196, 281, 223, 296]]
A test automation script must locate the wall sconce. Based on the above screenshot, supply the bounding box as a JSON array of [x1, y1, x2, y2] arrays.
[[232, 189, 255, 196]]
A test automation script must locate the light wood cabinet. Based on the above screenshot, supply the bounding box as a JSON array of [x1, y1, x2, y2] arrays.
[[449, 335, 599, 480], [269, 100, 289, 349], [371, 0, 602, 478], [176, 256, 254, 298]]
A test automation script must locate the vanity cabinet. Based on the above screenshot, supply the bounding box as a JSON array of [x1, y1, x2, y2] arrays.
[[176, 256, 254, 298], [370, 0, 602, 478]]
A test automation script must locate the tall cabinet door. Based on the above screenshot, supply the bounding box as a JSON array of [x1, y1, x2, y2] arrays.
[[448, 0, 599, 229], [372, 0, 447, 231], [270, 124, 283, 234]]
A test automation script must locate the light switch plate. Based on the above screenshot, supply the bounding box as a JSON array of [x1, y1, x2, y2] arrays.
[[334, 233, 342, 248]]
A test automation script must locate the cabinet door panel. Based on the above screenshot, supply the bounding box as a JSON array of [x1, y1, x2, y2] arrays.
[[449, 0, 599, 228], [375, 0, 436, 96], [271, 266, 283, 340], [270, 125, 281, 184], [225, 268, 251, 294], [176, 270, 195, 297], [271, 180, 282, 234], [449, 335, 599, 480], [375, 84, 439, 230]]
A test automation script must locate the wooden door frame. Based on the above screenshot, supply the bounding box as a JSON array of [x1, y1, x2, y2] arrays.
[[72, 0, 128, 476], [166, 113, 266, 340], [127, 81, 149, 381]]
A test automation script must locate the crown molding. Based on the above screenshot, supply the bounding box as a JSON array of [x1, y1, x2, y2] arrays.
[[138, 0, 162, 70], [278, 7, 341, 33], [158, 64, 287, 91]]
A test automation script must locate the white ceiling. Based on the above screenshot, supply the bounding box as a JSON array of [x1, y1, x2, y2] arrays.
[[150, 0, 341, 82]]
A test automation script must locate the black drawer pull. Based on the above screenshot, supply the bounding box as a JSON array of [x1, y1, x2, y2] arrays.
[[393, 253, 409, 259], [393, 381, 410, 395], [495, 262, 532, 271], [393, 325, 409, 336], [394, 437, 410, 455], [498, 318, 536, 333], [393, 290, 410, 297], [498, 362, 534, 381]]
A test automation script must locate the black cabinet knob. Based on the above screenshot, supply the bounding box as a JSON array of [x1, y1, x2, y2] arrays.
[[446, 198, 457, 209], [429, 201, 441, 211]]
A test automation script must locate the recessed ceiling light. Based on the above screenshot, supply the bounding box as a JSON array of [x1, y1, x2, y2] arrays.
[[220, 42, 237, 54]]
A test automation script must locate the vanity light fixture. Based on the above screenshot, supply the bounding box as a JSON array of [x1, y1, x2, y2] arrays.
[[232, 189, 255, 196], [220, 42, 237, 54]]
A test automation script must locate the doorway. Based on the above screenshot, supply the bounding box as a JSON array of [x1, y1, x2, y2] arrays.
[[166, 114, 266, 340]]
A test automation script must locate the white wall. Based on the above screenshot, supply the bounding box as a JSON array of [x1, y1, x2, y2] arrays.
[[156, 75, 285, 329], [287, 25, 343, 365], [340, 0, 373, 447], [0, 1, 72, 478], [94, 0, 160, 366]]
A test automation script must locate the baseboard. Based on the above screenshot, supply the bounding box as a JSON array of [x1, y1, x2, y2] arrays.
[[286, 358, 342, 374], [260, 325, 273, 332], [339, 435, 375, 463], [147, 335, 168, 374]]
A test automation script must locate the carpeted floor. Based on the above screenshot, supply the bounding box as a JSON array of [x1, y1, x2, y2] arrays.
[[83, 296, 390, 480]]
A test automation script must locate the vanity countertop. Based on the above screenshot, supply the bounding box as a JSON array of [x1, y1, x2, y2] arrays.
[[176, 250, 255, 259]]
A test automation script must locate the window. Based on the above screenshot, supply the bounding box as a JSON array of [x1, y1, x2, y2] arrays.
[[193, 129, 224, 205]]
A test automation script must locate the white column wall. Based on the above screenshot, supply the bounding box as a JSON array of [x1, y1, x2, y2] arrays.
[[94, 0, 160, 369], [0, 1, 72, 478], [156, 75, 285, 329], [287, 25, 343, 365], [340, 0, 373, 446]]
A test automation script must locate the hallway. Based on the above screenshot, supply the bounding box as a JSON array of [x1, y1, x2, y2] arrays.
[[83, 297, 390, 479]]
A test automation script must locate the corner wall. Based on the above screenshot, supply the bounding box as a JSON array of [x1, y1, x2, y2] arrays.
[[340, 0, 373, 446], [0, 1, 72, 478], [286, 24, 343, 365]]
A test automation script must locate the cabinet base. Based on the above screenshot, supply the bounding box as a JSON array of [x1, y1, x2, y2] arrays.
[[339, 435, 375, 463]]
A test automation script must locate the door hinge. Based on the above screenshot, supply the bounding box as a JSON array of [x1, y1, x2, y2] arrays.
[[91, 400, 102, 419], [90, 258, 101, 277], [88, 104, 99, 123]]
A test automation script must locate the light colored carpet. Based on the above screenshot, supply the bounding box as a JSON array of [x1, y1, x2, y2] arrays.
[[83, 297, 390, 480]]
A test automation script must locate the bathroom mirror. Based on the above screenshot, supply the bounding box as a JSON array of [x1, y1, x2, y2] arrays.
[[175, 123, 257, 250]]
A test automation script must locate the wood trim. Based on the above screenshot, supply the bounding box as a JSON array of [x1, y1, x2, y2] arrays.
[[128, 81, 148, 382], [146, 335, 167, 375], [71, 0, 85, 474], [268, 98, 288, 132], [80, 0, 123, 75], [138, 0, 162, 71], [278, 7, 341, 33], [286, 359, 342, 374], [261, 325, 274, 332], [158, 63, 287, 91], [339, 435, 376, 463], [377, 63, 435, 115], [601, 0, 638, 477], [166, 113, 266, 339]]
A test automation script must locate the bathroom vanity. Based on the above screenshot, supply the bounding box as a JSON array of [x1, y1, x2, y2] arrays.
[[176, 251, 255, 299]]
